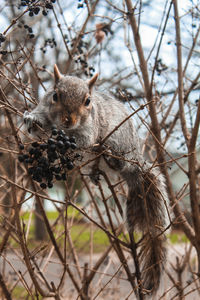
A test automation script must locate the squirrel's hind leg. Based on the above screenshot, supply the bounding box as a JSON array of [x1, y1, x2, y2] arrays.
[[89, 165, 101, 185]]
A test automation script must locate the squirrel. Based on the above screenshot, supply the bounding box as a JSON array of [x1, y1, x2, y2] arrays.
[[23, 64, 168, 294]]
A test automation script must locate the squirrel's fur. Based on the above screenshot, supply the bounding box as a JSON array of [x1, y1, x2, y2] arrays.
[[23, 65, 168, 294]]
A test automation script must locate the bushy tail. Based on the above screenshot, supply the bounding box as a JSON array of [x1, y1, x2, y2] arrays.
[[125, 166, 168, 294]]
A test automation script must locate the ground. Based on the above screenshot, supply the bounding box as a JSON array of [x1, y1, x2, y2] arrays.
[[1, 243, 199, 300]]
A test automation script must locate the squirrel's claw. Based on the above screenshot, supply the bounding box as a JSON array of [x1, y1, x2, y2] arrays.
[[23, 111, 42, 133], [23, 110, 29, 124], [23, 111, 33, 133]]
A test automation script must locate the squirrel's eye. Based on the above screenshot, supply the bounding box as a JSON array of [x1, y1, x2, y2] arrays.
[[53, 92, 58, 102], [85, 97, 91, 106]]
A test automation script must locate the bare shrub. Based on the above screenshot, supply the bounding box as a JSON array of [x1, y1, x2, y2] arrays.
[[0, 1, 200, 299]]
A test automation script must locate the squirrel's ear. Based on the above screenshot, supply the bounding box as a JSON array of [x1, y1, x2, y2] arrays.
[[54, 64, 62, 84], [88, 73, 98, 92]]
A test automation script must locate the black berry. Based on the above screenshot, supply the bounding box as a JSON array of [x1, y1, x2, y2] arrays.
[[49, 144, 56, 151], [40, 143, 48, 150], [67, 162, 74, 170], [33, 7, 40, 14], [57, 140, 64, 148], [52, 128, 58, 136], [40, 183, 47, 189], [29, 147, 35, 155], [69, 136, 76, 143], [71, 143, 77, 149], [32, 142, 39, 148], [18, 155, 24, 162], [64, 141, 71, 149], [48, 138, 55, 145], [45, 3, 53, 9], [42, 10, 48, 16]]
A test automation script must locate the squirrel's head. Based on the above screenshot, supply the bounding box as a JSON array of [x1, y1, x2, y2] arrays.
[[23, 65, 98, 135], [52, 64, 98, 130]]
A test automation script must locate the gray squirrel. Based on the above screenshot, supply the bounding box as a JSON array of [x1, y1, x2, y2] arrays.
[[23, 64, 168, 294]]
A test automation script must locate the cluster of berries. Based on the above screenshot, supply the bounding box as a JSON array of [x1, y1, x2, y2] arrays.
[[40, 38, 57, 54], [18, 126, 80, 189], [24, 24, 35, 39], [74, 56, 95, 77], [18, 0, 56, 17], [115, 88, 134, 102], [72, 39, 95, 77]]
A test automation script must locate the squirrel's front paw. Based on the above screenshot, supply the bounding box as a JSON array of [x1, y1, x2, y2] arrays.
[[23, 111, 42, 133], [23, 111, 35, 132]]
